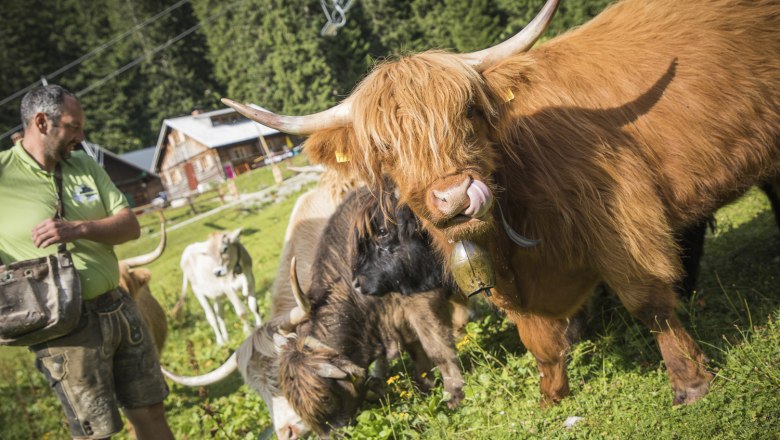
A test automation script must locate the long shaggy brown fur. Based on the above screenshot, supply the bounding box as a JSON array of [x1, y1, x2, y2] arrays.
[[301, 0, 780, 405]]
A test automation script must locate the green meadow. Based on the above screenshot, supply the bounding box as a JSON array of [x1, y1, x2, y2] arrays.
[[1, 160, 778, 439]]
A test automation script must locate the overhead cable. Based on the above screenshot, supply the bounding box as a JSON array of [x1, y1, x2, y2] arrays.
[[1, 0, 245, 143], [0, 0, 192, 109]]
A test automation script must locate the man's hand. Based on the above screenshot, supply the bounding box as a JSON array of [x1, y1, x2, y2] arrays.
[[31, 208, 140, 248], [32, 218, 82, 248]]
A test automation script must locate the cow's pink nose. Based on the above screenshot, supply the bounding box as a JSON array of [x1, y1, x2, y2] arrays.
[[431, 177, 493, 219], [431, 177, 472, 217]]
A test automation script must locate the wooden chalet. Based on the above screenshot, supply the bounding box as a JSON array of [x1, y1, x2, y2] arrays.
[[151, 106, 302, 200]]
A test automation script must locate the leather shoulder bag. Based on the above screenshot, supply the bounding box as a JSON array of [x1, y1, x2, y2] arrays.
[[0, 163, 82, 346]]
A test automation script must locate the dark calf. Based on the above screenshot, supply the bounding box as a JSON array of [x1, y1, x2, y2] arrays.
[[351, 190, 444, 296], [278, 185, 465, 437]]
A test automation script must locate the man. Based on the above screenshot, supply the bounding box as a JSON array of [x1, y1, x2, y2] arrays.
[[0, 85, 174, 440]]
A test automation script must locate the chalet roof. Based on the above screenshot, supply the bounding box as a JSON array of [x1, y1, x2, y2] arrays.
[[151, 104, 280, 172], [75, 141, 160, 188], [78, 141, 158, 176], [120, 146, 156, 172]]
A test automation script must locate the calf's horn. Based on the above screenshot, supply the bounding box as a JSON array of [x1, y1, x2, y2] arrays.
[[161, 352, 238, 387], [459, 0, 559, 71], [263, 257, 313, 333], [287, 257, 311, 323], [271, 257, 311, 332]]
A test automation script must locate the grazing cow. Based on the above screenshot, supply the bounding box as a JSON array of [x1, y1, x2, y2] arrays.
[[119, 214, 168, 354], [173, 229, 260, 345], [224, 0, 780, 406], [277, 184, 465, 437], [118, 219, 169, 440]]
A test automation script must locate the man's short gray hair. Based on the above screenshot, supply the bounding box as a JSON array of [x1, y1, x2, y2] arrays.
[[20, 85, 76, 129]]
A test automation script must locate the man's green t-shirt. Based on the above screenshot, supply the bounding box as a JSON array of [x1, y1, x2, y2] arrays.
[[0, 142, 129, 299]]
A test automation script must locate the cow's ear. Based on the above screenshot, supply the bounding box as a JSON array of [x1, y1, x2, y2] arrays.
[[304, 127, 369, 184], [227, 228, 242, 242], [133, 268, 152, 286], [482, 56, 536, 112], [313, 360, 365, 382], [273, 332, 294, 350]]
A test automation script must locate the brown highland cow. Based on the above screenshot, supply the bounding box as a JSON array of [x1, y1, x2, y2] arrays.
[[225, 0, 780, 406]]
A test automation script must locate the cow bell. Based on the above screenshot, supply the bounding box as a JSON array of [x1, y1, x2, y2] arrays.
[[449, 240, 495, 297]]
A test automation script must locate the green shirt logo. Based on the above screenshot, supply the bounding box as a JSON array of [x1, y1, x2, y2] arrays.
[[72, 183, 99, 203]]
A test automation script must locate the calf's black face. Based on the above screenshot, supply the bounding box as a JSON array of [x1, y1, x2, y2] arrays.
[[351, 191, 443, 296]]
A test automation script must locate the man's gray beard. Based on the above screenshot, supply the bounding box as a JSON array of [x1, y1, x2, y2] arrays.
[[56, 143, 72, 161]]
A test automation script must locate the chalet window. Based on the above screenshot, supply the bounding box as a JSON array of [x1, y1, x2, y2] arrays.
[[204, 154, 214, 169], [229, 147, 246, 160], [193, 158, 203, 173]]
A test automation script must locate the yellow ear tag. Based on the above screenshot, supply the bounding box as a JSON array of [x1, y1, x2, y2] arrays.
[[335, 151, 350, 163], [504, 89, 515, 103]]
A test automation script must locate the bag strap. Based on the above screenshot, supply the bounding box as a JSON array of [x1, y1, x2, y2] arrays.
[[53, 163, 67, 253]]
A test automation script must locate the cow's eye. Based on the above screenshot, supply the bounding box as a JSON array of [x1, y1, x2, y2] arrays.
[[377, 227, 388, 237], [466, 105, 474, 119]]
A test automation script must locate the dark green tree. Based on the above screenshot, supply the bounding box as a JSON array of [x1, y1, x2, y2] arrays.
[[1, 0, 220, 152], [0, 0, 93, 148], [195, 0, 363, 113], [1, 0, 615, 151], [359, 0, 425, 55], [81, 0, 219, 152]]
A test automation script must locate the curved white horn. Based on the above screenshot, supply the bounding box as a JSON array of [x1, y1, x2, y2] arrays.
[[289, 257, 311, 316], [312, 359, 365, 380], [221, 98, 353, 136], [279, 256, 312, 331], [460, 0, 559, 71], [121, 211, 167, 268], [161, 352, 238, 387], [313, 362, 350, 380], [303, 336, 336, 352]]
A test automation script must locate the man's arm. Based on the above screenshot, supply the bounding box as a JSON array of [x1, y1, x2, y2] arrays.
[[32, 207, 141, 248]]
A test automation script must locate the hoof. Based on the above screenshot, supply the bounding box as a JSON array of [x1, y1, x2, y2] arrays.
[[540, 397, 559, 408], [446, 389, 465, 409], [539, 386, 569, 408], [673, 377, 711, 405]]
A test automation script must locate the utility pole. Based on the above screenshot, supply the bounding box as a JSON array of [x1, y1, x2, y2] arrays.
[[256, 128, 284, 185]]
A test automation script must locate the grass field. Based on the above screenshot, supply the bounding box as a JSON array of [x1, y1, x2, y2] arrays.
[[1, 163, 778, 439]]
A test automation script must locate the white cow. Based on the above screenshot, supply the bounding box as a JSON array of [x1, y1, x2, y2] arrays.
[[173, 228, 261, 345]]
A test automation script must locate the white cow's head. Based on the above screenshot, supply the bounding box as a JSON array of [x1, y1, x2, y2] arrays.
[[208, 228, 243, 277]]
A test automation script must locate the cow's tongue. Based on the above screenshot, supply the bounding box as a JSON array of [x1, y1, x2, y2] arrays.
[[463, 180, 492, 218]]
